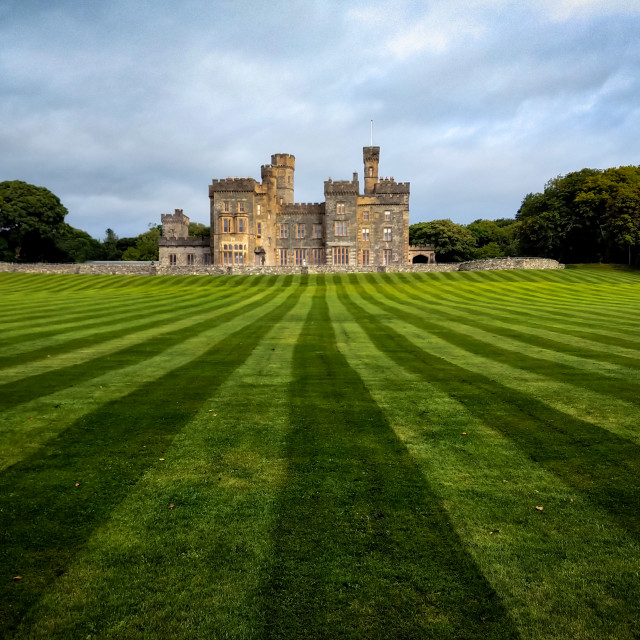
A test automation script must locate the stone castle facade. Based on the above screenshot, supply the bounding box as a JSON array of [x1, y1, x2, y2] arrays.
[[158, 146, 435, 268]]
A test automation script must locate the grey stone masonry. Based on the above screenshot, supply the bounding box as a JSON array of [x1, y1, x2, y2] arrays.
[[0, 257, 563, 277]]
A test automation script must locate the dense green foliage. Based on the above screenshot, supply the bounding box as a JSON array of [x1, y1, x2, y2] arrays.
[[1, 269, 639, 638], [516, 166, 640, 264], [0, 181, 68, 262]]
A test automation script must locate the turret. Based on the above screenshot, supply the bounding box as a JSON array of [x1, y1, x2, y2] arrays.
[[363, 146, 379, 195], [272, 153, 295, 205]]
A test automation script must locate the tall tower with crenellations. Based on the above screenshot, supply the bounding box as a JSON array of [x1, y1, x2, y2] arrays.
[[363, 146, 380, 195], [272, 153, 295, 205]]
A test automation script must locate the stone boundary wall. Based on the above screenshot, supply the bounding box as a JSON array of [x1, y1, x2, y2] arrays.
[[0, 257, 563, 277]]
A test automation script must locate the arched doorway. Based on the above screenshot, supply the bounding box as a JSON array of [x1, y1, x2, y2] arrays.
[[412, 254, 430, 264]]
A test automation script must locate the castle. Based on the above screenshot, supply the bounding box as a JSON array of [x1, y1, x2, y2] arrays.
[[158, 146, 435, 268]]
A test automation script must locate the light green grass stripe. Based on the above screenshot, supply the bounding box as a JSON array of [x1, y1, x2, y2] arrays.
[[395, 273, 640, 336], [348, 276, 640, 445], [366, 275, 640, 379], [0, 278, 297, 471], [12, 279, 315, 640], [389, 275, 640, 360], [0, 276, 259, 360], [327, 277, 640, 640], [0, 277, 277, 386], [0, 276, 238, 338]]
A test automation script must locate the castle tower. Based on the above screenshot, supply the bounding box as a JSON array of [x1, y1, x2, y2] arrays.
[[363, 146, 380, 195], [272, 153, 295, 205]]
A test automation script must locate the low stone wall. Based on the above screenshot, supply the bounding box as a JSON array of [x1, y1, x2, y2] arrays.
[[0, 262, 157, 275], [0, 257, 563, 277]]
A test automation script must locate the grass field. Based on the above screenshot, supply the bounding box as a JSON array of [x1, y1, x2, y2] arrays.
[[1, 267, 639, 639]]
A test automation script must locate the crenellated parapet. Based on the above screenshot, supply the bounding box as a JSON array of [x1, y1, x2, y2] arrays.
[[324, 178, 359, 196], [375, 179, 410, 194], [209, 177, 259, 193]]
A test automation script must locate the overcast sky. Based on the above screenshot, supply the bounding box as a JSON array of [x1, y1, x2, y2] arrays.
[[2, 0, 640, 239]]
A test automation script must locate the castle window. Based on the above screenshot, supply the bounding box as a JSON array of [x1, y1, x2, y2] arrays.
[[257, 204, 261, 216], [279, 249, 288, 265], [187, 253, 195, 266], [222, 218, 232, 233], [368, 167, 373, 177], [238, 201, 245, 213], [361, 249, 370, 266], [204, 254, 211, 265], [296, 223, 305, 238], [223, 244, 233, 264], [257, 222, 262, 236], [169, 254, 177, 266], [237, 218, 247, 233], [280, 224, 288, 238], [336, 203, 345, 215], [332, 246, 349, 265], [295, 249, 306, 265], [288, 175, 292, 184], [233, 244, 245, 264], [313, 224, 323, 238], [363, 211, 369, 221], [362, 227, 370, 242], [384, 249, 392, 265], [223, 201, 230, 213], [311, 248, 324, 265], [335, 221, 347, 236], [384, 210, 391, 221], [384, 227, 392, 241]]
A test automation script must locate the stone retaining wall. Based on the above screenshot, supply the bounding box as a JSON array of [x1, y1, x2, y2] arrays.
[[0, 257, 563, 277]]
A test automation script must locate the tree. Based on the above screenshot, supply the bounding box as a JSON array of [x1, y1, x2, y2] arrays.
[[409, 219, 476, 262], [517, 166, 640, 264], [54, 224, 105, 263], [188, 222, 210, 238], [121, 225, 160, 261], [0, 181, 68, 261], [467, 218, 518, 258]]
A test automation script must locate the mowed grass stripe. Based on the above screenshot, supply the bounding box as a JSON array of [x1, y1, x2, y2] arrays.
[[327, 279, 640, 640], [389, 273, 640, 361], [371, 275, 640, 375], [353, 274, 640, 406], [13, 280, 316, 639], [394, 272, 640, 340], [0, 277, 298, 472], [0, 275, 239, 340], [335, 276, 640, 538], [355, 276, 640, 447], [0, 275, 282, 396], [263, 280, 518, 639], [0, 277, 307, 637], [0, 276, 262, 365]]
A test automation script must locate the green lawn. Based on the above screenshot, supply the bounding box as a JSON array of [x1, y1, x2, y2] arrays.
[[1, 268, 639, 639]]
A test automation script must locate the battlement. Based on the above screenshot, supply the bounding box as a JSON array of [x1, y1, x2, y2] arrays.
[[271, 153, 295, 168], [209, 177, 259, 192], [363, 146, 380, 163], [375, 179, 410, 194], [324, 178, 359, 196], [280, 203, 325, 216], [161, 208, 189, 224]]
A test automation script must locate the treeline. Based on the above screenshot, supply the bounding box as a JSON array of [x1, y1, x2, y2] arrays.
[[410, 165, 640, 265], [0, 180, 209, 263], [4, 166, 640, 265]]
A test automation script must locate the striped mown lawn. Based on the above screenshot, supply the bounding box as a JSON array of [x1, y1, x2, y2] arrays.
[[0, 267, 639, 639]]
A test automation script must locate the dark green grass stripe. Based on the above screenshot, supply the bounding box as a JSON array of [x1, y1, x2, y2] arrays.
[[394, 273, 640, 335], [375, 276, 640, 372], [0, 277, 307, 637], [392, 273, 640, 351], [0, 278, 267, 366], [336, 278, 640, 539], [263, 281, 518, 640], [0, 275, 240, 332], [353, 275, 640, 405], [0, 276, 287, 412]]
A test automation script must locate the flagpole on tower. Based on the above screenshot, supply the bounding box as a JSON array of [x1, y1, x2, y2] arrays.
[[370, 120, 373, 146]]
